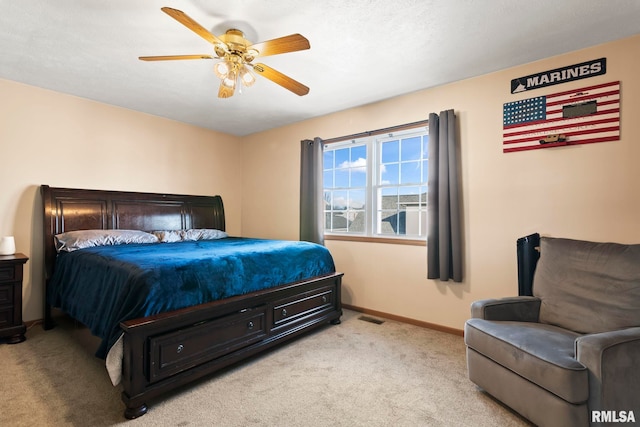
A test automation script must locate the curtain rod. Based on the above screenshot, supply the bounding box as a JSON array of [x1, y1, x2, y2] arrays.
[[322, 119, 429, 145]]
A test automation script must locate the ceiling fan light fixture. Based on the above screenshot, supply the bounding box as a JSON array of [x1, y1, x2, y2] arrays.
[[221, 67, 238, 90], [214, 61, 232, 79], [243, 49, 258, 63], [214, 44, 227, 57], [238, 66, 256, 87]]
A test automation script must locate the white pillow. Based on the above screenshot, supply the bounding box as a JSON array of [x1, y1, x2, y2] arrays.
[[55, 229, 159, 253]]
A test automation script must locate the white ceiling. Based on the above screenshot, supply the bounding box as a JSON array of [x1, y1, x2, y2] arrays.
[[1, 0, 639, 136]]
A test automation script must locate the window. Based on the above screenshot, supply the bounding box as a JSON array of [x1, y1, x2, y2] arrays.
[[323, 125, 429, 240]]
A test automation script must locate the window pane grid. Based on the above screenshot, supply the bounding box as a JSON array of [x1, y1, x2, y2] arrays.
[[375, 133, 428, 238], [376, 184, 427, 237], [323, 128, 428, 239], [323, 142, 367, 234]]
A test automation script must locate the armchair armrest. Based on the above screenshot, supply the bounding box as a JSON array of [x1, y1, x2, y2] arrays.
[[576, 327, 640, 412], [470, 296, 541, 321]]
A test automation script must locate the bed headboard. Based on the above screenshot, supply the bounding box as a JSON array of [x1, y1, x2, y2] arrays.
[[40, 185, 225, 279]]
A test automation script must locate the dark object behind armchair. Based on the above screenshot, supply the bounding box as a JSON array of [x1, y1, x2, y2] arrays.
[[516, 233, 540, 296]]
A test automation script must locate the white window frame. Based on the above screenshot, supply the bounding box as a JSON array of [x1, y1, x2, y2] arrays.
[[323, 125, 428, 243]]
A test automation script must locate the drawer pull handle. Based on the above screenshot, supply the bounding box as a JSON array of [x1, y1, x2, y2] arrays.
[[177, 344, 184, 354], [281, 308, 287, 317], [247, 321, 254, 330]]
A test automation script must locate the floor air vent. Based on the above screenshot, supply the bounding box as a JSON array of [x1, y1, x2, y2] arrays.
[[358, 315, 385, 325]]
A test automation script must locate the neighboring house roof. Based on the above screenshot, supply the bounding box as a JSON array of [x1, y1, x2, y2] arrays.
[[326, 193, 426, 234]]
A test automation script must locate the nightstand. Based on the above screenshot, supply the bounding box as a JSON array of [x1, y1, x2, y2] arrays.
[[0, 253, 28, 344]]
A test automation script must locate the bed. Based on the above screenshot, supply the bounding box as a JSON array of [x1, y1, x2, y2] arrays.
[[41, 185, 343, 419]]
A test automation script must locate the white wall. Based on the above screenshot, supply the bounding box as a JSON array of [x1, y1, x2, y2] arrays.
[[0, 80, 243, 321], [241, 35, 640, 331]]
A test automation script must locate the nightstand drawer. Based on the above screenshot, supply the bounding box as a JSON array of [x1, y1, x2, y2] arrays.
[[0, 284, 13, 305], [0, 306, 12, 328], [0, 266, 13, 282]]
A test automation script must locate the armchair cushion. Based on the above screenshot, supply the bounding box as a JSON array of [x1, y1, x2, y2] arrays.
[[534, 237, 640, 334], [465, 318, 588, 403]]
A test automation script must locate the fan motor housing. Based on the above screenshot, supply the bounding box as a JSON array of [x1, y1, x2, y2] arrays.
[[220, 29, 250, 52]]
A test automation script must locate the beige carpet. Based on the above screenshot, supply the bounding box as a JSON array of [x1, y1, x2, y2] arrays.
[[0, 309, 531, 427]]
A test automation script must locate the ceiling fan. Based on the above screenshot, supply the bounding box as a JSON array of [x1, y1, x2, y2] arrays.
[[139, 7, 310, 98]]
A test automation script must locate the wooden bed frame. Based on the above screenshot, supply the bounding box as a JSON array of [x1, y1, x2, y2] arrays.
[[41, 185, 343, 419]]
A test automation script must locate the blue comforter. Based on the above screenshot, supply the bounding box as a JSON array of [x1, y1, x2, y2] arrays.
[[47, 237, 336, 357]]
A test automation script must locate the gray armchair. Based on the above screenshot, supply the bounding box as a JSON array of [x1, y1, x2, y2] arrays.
[[464, 237, 640, 426]]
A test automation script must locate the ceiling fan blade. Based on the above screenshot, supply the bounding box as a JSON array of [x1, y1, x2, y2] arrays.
[[161, 7, 226, 47], [139, 54, 213, 61], [253, 63, 309, 96], [218, 82, 235, 98], [249, 34, 310, 57]]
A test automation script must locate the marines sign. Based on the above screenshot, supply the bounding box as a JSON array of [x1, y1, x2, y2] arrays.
[[511, 58, 606, 94]]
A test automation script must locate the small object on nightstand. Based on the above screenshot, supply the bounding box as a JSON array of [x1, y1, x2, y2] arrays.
[[0, 253, 29, 344], [0, 236, 16, 255]]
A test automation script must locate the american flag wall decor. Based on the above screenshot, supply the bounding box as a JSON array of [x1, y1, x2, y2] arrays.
[[502, 81, 620, 153]]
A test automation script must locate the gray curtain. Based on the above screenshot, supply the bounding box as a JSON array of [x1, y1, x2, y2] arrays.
[[300, 137, 324, 245], [427, 110, 462, 282]]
